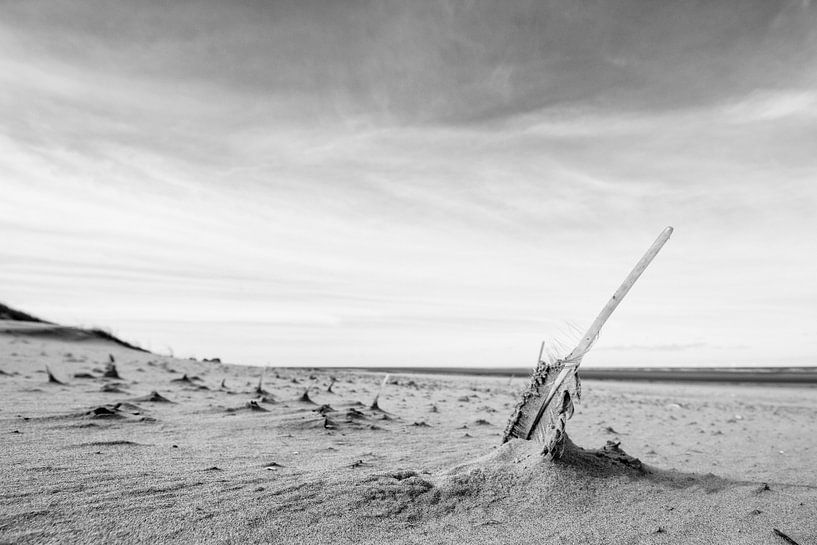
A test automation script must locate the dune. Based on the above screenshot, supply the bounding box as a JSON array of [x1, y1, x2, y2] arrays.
[[1, 306, 816, 543], [0, 320, 148, 353]]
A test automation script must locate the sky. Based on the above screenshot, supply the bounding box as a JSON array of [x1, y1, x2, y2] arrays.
[[1, 0, 816, 368]]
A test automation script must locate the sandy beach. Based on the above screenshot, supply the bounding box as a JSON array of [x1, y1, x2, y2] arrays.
[[5, 1, 817, 543], [1, 321, 815, 544]]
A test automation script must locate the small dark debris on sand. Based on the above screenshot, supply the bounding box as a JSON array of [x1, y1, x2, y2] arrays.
[[597, 441, 643, 470], [474, 419, 492, 426], [100, 383, 127, 393], [246, 400, 267, 412], [225, 399, 268, 412], [73, 372, 95, 379], [773, 528, 803, 545], [86, 405, 123, 418], [412, 421, 431, 427], [78, 440, 141, 447], [263, 462, 285, 470], [564, 438, 646, 472], [171, 374, 194, 383]]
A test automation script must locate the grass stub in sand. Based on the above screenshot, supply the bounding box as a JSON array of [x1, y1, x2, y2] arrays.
[[370, 373, 390, 411], [102, 360, 121, 379], [255, 371, 269, 395], [45, 365, 66, 385]]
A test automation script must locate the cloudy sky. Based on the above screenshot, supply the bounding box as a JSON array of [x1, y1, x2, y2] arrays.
[[2, 0, 816, 367]]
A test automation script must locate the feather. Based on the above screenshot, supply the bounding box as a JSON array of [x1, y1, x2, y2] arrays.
[[503, 358, 582, 458], [503, 227, 674, 459]]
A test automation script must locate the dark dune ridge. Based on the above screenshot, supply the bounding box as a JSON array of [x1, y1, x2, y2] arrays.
[[0, 301, 148, 353], [0, 302, 52, 324]]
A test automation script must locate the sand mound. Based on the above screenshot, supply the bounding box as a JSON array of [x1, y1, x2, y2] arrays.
[[130, 391, 173, 403], [170, 373, 209, 389], [314, 437, 805, 543], [81, 402, 148, 422]]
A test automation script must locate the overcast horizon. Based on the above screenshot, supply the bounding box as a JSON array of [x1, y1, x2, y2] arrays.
[[2, 1, 816, 368]]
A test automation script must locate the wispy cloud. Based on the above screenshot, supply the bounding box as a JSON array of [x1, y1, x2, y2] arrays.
[[599, 343, 708, 352], [723, 90, 817, 122], [1, 0, 816, 366]]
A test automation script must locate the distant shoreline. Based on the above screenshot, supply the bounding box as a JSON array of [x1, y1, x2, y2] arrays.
[[333, 366, 817, 384]]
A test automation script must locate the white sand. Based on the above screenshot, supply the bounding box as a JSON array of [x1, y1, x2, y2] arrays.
[[1, 322, 815, 544]]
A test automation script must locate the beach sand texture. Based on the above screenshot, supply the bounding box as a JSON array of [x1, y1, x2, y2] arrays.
[[1, 322, 815, 544]]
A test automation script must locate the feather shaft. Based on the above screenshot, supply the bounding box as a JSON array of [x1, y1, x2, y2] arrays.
[[504, 227, 674, 455]]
